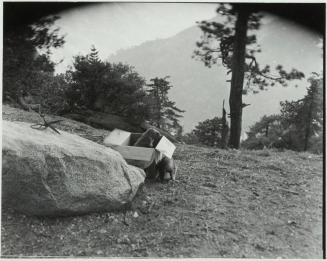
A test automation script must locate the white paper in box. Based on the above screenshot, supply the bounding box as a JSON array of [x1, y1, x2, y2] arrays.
[[104, 128, 131, 146], [155, 136, 176, 159]]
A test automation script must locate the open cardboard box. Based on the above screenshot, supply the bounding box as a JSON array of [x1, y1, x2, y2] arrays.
[[103, 128, 176, 170]]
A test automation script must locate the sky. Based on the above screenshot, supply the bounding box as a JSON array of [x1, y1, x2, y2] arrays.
[[51, 3, 217, 73]]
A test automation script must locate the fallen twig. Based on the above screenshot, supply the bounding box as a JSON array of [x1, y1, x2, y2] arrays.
[[278, 188, 299, 195], [122, 211, 129, 226], [205, 222, 209, 239]]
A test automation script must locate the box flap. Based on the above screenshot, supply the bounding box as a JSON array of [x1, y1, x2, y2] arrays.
[[155, 136, 176, 158], [104, 128, 131, 146], [110, 145, 155, 162]]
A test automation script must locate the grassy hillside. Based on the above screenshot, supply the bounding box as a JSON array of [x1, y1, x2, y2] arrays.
[[1, 105, 323, 258]]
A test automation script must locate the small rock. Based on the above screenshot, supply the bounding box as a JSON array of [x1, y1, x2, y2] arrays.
[[287, 220, 297, 226], [96, 250, 103, 255], [77, 250, 86, 256], [255, 243, 265, 251], [133, 211, 139, 218], [118, 235, 131, 244], [266, 230, 276, 235], [99, 228, 107, 234]]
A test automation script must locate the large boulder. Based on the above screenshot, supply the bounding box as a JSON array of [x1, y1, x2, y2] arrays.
[[2, 120, 146, 216]]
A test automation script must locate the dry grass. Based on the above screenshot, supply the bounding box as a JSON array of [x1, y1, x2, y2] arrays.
[[1, 105, 323, 258]]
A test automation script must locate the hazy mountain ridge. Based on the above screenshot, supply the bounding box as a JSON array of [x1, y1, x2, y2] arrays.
[[110, 25, 230, 132], [109, 16, 322, 135]]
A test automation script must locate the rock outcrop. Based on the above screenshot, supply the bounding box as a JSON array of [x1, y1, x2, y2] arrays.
[[2, 120, 145, 216]]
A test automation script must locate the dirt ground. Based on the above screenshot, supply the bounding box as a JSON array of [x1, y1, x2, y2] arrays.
[[1, 105, 324, 258]]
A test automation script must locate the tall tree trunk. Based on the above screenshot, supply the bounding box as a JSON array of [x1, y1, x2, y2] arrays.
[[228, 11, 250, 149], [265, 124, 269, 137], [157, 87, 162, 129], [221, 99, 229, 149]]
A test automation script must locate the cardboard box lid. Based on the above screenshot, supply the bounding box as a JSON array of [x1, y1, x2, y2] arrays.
[[111, 145, 155, 162], [155, 136, 176, 159], [103, 129, 176, 164], [104, 128, 131, 146]]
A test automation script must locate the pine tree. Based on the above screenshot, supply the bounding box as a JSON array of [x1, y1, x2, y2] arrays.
[[146, 76, 185, 134], [303, 74, 323, 151], [193, 3, 305, 148], [221, 100, 229, 148], [192, 117, 228, 147], [280, 73, 323, 151], [242, 114, 286, 149], [66, 48, 150, 123], [88, 45, 101, 64], [3, 15, 65, 100], [243, 73, 323, 151], [67, 46, 107, 109]]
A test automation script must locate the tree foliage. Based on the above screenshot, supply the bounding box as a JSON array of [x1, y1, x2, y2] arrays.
[[243, 73, 323, 152], [194, 3, 305, 148], [146, 77, 185, 134], [280, 73, 323, 151], [194, 4, 305, 94], [242, 114, 286, 150], [3, 16, 65, 99], [66, 46, 150, 123], [35, 73, 71, 114], [182, 132, 200, 145], [191, 116, 229, 148]]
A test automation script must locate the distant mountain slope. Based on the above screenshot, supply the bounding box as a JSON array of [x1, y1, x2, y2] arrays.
[[109, 15, 322, 135]]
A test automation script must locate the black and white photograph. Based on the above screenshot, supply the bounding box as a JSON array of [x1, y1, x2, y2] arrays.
[[1, 1, 325, 258]]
